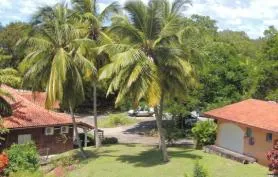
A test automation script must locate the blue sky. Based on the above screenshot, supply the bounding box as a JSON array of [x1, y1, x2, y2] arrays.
[[0, 0, 278, 39]]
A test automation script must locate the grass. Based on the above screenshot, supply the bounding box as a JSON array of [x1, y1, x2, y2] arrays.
[[98, 113, 137, 128], [50, 144, 267, 177]]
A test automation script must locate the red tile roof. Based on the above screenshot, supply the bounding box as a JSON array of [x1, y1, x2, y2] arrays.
[[16, 90, 60, 109], [204, 99, 278, 132], [1, 85, 93, 130]]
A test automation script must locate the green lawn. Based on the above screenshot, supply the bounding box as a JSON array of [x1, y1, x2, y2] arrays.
[[59, 144, 267, 177], [98, 113, 137, 128]]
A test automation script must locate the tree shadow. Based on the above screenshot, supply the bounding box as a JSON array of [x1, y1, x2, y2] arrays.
[[123, 120, 157, 136], [116, 147, 202, 167], [72, 149, 119, 164]]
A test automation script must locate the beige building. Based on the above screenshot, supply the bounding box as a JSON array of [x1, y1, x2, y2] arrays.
[[204, 99, 278, 166]]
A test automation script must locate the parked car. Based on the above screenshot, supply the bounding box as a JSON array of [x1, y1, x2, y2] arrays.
[[128, 107, 154, 117]]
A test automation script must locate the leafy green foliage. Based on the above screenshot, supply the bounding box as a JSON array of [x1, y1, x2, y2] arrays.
[[5, 142, 40, 174], [0, 68, 21, 88], [0, 22, 32, 68], [165, 126, 184, 145], [0, 48, 12, 68], [193, 161, 209, 177], [101, 137, 118, 144], [99, 113, 137, 128], [184, 161, 209, 177], [192, 121, 217, 148], [20, 4, 94, 109]]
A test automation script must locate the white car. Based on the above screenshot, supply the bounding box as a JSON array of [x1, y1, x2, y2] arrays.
[[128, 108, 154, 117]]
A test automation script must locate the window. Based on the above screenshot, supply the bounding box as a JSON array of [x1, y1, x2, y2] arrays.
[[60, 126, 69, 134], [18, 134, 31, 144], [45, 127, 54, 135], [246, 128, 253, 137], [266, 133, 273, 142]]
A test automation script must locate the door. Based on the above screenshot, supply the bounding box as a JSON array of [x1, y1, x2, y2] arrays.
[[218, 123, 244, 153], [18, 134, 32, 144]]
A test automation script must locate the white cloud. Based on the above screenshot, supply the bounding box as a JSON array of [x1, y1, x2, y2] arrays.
[[184, 0, 278, 38], [1, 0, 278, 38]]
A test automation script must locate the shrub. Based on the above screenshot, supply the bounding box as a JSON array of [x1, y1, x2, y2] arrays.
[[165, 127, 184, 145], [191, 121, 217, 148], [184, 162, 209, 177], [102, 137, 118, 145], [99, 113, 137, 128], [193, 161, 209, 177], [0, 152, 8, 173], [267, 149, 278, 173], [5, 142, 39, 174]]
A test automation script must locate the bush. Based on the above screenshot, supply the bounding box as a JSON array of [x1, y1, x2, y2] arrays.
[[191, 121, 217, 148], [0, 152, 9, 173], [101, 137, 118, 145], [165, 127, 184, 145], [193, 162, 209, 177], [267, 148, 278, 173], [184, 162, 209, 177], [5, 142, 40, 174], [99, 113, 137, 128]]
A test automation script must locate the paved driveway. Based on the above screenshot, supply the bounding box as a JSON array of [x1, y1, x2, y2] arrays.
[[77, 115, 159, 145]]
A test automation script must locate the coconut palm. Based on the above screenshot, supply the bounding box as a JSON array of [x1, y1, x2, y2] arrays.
[[20, 4, 95, 158], [72, 0, 120, 147], [99, 0, 194, 162]]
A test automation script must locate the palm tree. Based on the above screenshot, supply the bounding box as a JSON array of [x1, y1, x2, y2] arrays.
[[99, 0, 194, 162], [72, 0, 120, 147], [20, 4, 95, 158]]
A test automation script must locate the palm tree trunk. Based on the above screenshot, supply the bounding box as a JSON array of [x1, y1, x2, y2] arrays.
[[69, 104, 87, 158], [93, 82, 101, 147], [154, 92, 169, 162]]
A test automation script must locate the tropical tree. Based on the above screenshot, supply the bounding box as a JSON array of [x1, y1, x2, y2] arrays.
[[19, 4, 94, 158], [0, 87, 13, 118], [72, 0, 120, 147], [99, 0, 194, 162]]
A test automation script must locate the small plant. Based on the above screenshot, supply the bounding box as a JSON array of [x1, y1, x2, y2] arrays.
[[184, 162, 209, 177], [5, 142, 39, 174], [99, 113, 137, 128], [102, 137, 118, 145], [193, 161, 209, 177], [192, 121, 217, 148]]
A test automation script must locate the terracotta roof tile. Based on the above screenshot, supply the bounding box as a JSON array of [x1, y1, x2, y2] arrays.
[[1, 85, 93, 130], [16, 90, 60, 109], [204, 99, 278, 132]]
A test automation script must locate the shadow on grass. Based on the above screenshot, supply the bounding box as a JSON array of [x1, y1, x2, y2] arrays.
[[116, 147, 202, 167], [72, 149, 119, 164], [123, 120, 157, 136]]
